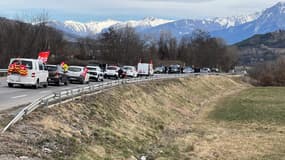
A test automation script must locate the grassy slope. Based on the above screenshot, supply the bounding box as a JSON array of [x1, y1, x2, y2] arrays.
[[0, 75, 247, 160], [210, 87, 285, 124], [205, 87, 285, 160]]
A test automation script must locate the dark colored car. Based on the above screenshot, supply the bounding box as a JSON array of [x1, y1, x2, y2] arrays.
[[46, 65, 68, 86], [194, 67, 201, 73], [168, 64, 181, 73], [211, 68, 220, 72]]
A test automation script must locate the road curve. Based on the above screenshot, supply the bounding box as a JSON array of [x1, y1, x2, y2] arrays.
[[0, 77, 112, 111]]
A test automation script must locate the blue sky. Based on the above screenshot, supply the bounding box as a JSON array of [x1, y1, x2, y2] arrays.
[[0, 0, 282, 22]]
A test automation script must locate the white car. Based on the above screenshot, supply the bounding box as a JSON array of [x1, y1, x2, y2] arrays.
[[183, 67, 194, 73], [123, 66, 138, 77], [67, 66, 90, 84], [104, 66, 120, 79], [87, 66, 104, 82], [7, 58, 48, 89], [201, 67, 211, 73]]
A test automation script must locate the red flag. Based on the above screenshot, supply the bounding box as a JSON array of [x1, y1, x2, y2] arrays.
[[38, 51, 50, 63]]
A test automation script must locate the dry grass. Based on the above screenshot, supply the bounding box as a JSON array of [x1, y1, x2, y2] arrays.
[[0, 75, 252, 160]]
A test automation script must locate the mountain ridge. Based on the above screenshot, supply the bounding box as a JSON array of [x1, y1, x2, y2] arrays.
[[47, 2, 285, 44]]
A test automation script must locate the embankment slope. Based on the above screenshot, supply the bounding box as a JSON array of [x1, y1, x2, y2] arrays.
[[0, 75, 248, 160]]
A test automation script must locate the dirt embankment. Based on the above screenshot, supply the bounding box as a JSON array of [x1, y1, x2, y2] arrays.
[[0, 75, 248, 160]]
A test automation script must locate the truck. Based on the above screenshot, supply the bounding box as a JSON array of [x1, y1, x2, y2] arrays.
[[7, 58, 49, 89], [137, 63, 154, 76]]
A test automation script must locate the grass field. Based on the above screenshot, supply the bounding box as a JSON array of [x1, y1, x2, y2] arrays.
[[210, 87, 285, 124], [200, 87, 285, 159]]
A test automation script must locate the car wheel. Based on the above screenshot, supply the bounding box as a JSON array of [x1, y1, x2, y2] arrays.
[[64, 80, 68, 86], [33, 80, 39, 89], [43, 83, 48, 88], [8, 83, 13, 88], [80, 79, 84, 84]]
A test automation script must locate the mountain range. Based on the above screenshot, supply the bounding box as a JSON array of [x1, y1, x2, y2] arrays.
[[48, 2, 285, 44]]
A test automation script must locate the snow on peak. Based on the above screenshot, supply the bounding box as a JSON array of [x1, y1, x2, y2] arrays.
[[212, 12, 261, 28], [48, 17, 172, 37]]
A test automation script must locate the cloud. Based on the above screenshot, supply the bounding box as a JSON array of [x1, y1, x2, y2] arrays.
[[137, 0, 215, 3]]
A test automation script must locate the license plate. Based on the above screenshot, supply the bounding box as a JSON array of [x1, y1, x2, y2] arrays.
[[10, 76, 20, 82]]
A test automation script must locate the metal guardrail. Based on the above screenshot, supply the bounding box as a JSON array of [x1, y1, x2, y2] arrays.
[[0, 69, 7, 77], [2, 73, 191, 133], [0, 69, 7, 72]]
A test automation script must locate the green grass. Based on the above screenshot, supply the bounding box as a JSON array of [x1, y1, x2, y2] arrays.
[[210, 87, 285, 124]]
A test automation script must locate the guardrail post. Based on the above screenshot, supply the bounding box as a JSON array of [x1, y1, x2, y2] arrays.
[[59, 92, 62, 106]]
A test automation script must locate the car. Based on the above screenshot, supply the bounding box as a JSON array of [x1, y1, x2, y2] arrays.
[[194, 67, 201, 73], [211, 68, 220, 73], [201, 67, 211, 73], [67, 66, 90, 84], [87, 66, 104, 82], [7, 58, 48, 89], [168, 64, 181, 73], [123, 66, 138, 77], [154, 66, 165, 74], [183, 66, 194, 73], [46, 65, 68, 86], [104, 66, 120, 79]]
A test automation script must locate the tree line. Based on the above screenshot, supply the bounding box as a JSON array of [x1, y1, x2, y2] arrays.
[[0, 16, 238, 72], [0, 15, 67, 68], [77, 27, 238, 71], [249, 57, 285, 86]]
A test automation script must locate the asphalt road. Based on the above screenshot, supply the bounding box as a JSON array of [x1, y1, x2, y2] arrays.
[[0, 77, 112, 111], [0, 73, 212, 112]]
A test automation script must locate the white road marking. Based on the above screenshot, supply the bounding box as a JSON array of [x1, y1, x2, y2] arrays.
[[11, 94, 27, 99]]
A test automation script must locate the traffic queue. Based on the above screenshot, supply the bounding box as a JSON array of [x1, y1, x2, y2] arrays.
[[6, 56, 154, 89]]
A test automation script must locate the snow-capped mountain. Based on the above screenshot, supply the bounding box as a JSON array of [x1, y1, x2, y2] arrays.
[[143, 13, 260, 38], [212, 2, 285, 44], [211, 13, 261, 28], [48, 19, 120, 37], [48, 17, 173, 38], [48, 14, 258, 40], [110, 17, 174, 32], [48, 2, 285, 44]]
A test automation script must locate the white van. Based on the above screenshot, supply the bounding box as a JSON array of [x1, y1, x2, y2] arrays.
[[7, 58, 48, 89], [137, 63, 154, 76]]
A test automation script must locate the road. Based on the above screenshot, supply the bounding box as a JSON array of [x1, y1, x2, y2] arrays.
[[0, 73, 216, 112], [0, 77, 112, 111]]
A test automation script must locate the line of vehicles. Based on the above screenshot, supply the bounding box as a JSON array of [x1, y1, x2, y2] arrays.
[[6, 58, 154, 89], [154, 65, 219, 74], [6, 58, 219, 89]]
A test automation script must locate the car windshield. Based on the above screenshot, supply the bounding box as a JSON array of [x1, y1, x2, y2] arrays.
[[46, 66, 57, 71], [107, 66, 117, 70], [11, 60, 33, 70], [68, 67, 82, 72], [123, 67, 133, 70], [185, 67, 192, 70], [170, 65, 179, 68], [87, 67, 97, 71]]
